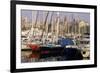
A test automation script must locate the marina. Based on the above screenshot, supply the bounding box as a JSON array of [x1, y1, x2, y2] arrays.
[[21, 10, 90, 62]]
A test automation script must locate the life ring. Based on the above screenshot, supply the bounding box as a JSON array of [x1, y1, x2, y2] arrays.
[[82, 50, 90, 58]]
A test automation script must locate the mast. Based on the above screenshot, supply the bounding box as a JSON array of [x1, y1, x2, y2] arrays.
[[71, 14, 74, 37], [27, 11, 34, 43], [42, 11, 49, 44], [77, 16, 81, 37], [64, 16, 68, 36], [50, 12, 54, 33], [35, 11, 39, 26], [32, 11, 39, 40], [56, 12, 60, 43], [27, 11, 39, 43], [67, 17, 69, 34], [49, 12, 54, 43]]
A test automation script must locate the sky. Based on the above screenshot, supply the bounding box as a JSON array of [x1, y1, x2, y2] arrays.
[[21, 10, 90, 24]]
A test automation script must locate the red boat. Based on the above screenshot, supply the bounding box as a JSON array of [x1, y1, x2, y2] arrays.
[[27, 44, 40, 51]]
